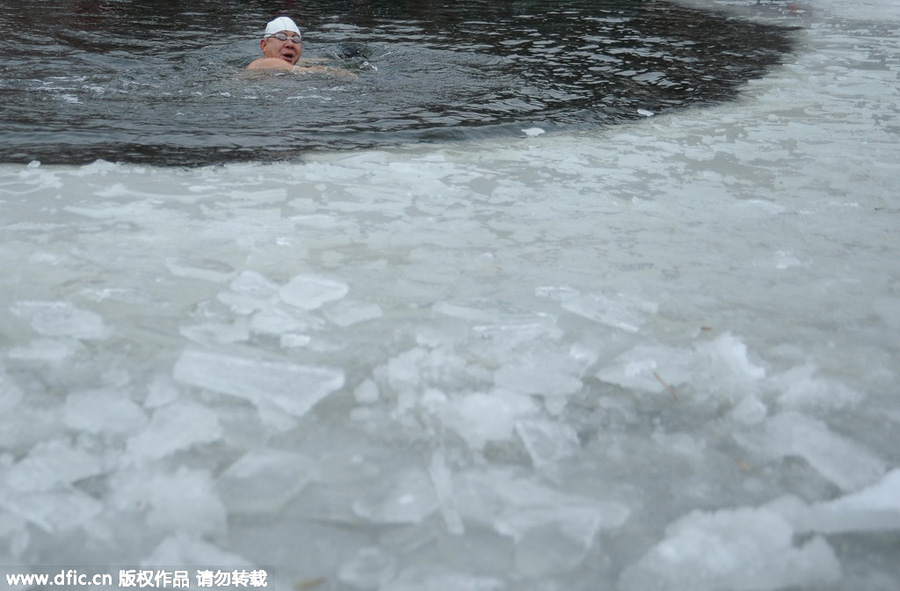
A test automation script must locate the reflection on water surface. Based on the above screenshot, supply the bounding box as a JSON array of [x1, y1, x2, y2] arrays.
[[0, 0, 797, 165]]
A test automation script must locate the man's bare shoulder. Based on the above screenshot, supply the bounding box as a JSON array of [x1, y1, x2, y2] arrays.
[[245, 58, 357, 77], [246, 57, 294, 70]]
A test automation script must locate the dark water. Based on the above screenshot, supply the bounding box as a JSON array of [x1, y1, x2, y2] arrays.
[[0, 0, 797, 166]]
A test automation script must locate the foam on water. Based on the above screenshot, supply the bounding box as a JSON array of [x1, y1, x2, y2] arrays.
[[1, 0, 899, 589]]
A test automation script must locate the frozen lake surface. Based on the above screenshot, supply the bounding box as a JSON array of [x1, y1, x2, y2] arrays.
[[1, 0, 899, 590]]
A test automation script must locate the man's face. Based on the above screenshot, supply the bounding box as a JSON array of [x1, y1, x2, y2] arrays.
[[261, 31, 302, 65]]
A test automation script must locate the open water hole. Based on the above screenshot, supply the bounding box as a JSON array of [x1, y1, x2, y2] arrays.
[[0, 0, 797, 166]]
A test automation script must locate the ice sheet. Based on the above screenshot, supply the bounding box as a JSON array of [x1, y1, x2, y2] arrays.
[[769, 469, 900, 534], [172, 348, 345, 420], [733, 411, 886, 492]]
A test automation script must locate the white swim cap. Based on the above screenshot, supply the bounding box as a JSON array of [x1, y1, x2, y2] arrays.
[[265, 16, 301, 38]]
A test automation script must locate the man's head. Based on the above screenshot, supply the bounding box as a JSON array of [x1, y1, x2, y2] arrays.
[[260, 16, 302, 65]]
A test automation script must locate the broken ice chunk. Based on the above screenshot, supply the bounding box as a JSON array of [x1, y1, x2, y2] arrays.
[[353, 379, 380, 405], [494, 364, 582, 398], [0, 489, 102, 533], [279, 274, 349, 310], [806, 468, 900, 533], [772, 363, 864, 410], [438, 391, 539, 450], [143, 375, 180, 409], [498, 502, 619, 576], [10, 300, 109, 340], [515, 419, 580, 468], [730, 395, 767, 425], [63, 389, 148, 435], [380, 567, 503, 591], [352, 468, 440, 524], [0, 367, 24, 412], [179, 321, 250, 346], [108, 466, 226, 536], [127, 400, 222, 460], [734, 412, 885, 492], [538, 289, 657, 333], [595, 342, 692, 394], [280, 333, 312, 349], [338, 547, 397, 589], [324, 299, 383, 327], [454, 468, 630, 575], [4, 439, 106, 492], [694, 332, 766, 384], [143, 533, 254, 568], [172, 348, 344, 418], [434, 301, 560, 347], [513, 520, 596, 576], [165, 256, 236, 283], [596, 333, 765, 403], [218, 271, 281, 315], [228, 187, 288, 203], [0, 511, 28, 560], [651, 430, 707, 462], [762, 495, 815, 532], [433, 301, 512, 323], [382, 347, 488, 399], [7, 338, 80, 363], [430, 450, 464, 535], [216, 449, 317, 514], [618, 506, 840, 591], [249, 307, 306, 335]]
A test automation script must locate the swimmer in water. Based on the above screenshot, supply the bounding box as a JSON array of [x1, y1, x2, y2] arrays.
[[246, 16, 355, 76]]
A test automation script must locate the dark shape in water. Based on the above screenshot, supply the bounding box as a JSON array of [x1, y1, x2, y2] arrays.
[[0, 0, 797, 166]]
